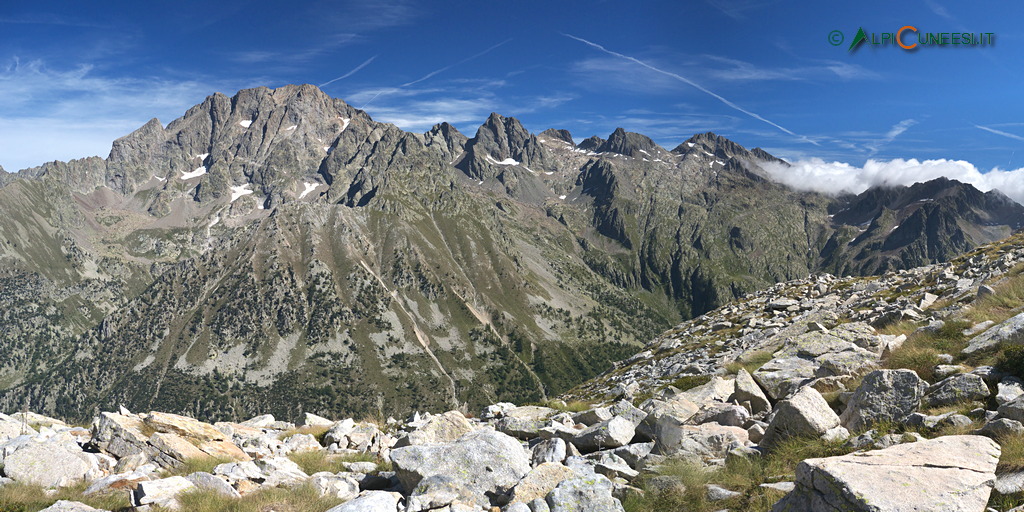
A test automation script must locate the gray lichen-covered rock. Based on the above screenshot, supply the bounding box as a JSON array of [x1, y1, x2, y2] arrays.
[[131, 476, 196, 510], [495, 406, 557, 439], [545, 473, 625, 512], [570, 416, 635, 452], [651, 420, 748, 461], [840, 369, 927, 432], [997, 377, 1024, 405], [761, 387, 839, 449], [394, 410, 474, 447], [324, 491, 403, 512], [310, 473, 360, 500], [532, 438, 568, 465], [4, 441, 96, 488], [509, 462, 577, 504], [38, 502, 109, 512], [922, 373, 990, 408], [963, 312, 1024, 355], [390, 429, 530, 508], [733, 368, 772, 416], [185, 471, 240, 498], [772, 435, 999, 512]]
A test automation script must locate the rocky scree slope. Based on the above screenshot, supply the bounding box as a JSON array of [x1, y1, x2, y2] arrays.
[[0, 84, 1021, 423]]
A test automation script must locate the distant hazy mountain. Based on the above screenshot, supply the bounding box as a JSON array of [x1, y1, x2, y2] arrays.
[[0, 84, 1019, 421]]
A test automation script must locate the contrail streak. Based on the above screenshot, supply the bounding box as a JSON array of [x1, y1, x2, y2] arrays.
[[319, 55, 377, 88], [563, 33, 816, 145], [360, 39, 513, 109], [976, 124, 1024, 142]]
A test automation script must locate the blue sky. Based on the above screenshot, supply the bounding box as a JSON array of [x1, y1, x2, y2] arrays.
[[3, 0, 1024, 197]]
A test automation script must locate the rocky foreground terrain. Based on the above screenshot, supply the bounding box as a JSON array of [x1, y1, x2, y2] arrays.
[[7, 233, 1024, 511]]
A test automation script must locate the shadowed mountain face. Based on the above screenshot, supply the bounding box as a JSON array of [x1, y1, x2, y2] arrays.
[[0, 85, 1019, 422]]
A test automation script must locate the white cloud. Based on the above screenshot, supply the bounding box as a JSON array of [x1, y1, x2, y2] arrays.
[[762, 157, 1024, 204], [0, 57, 258, 172]]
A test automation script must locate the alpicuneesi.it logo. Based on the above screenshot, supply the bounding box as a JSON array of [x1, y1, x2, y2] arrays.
[[828, 27, 995, 51]]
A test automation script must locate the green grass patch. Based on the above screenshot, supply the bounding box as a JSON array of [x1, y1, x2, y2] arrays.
[[667, 375, 712, 392], [0, 481, 132, 512], [884, 319, 972, 382], [161, 456, 237, 477], [168, 483, 342, 512], [529, 399, 594, 413], [725, 350, 775, 375], [287, 450, 388, 475]]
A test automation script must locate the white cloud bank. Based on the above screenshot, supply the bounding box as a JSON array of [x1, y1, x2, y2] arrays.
[[762, 158, 1024, 205]]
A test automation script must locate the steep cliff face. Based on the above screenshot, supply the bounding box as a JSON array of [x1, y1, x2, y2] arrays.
[[0, 84, 1019, 422]]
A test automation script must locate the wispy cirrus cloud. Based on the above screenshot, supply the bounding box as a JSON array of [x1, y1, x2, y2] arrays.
[[319, 55, 377, 88], [703, 55, 881, 82], [864, 118, 918, 155], [562, 34, 817, 145], [0, 57, 258, 171], [357, 39, 512, 109]]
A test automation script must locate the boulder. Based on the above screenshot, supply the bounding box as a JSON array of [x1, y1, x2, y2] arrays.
[[753, 357, 817, 400], [570, 416, 635, 452], [281, 433, 322, 453], [494, 406, 557, 439], [304, 412, 335, 427], [572, 407, 612, 426], [38, 502, 108, 512], [532, 438, 567, 465], [4, 441, 95, 488], [311, 473, 360, 500], [325, 491, 403, 512], [652, 420, 748, 461], [0, 415, 36, 442], [185, 471, 239, 498], [144, 412, 226, 442], [390, 429, 531, 508], [394, 410, 473, 447], [998, 394, 1024, 422], [510, 462, 577, 504], [733, 368, 772, 416], [761, 387, 840, 449], [255, 456, 308, 487], [92, 412, 152, 459], [998, 377, 1024, 406], [131, 476, 196, 510], [922, 373, 990, 408], [688, 402, 750, 427], [546, 474, 625, 512], [840, 369, 927, 432], [676, 376, 735, 404], [963, 312, 1024, 355], [772, 435, 999, 511], [979, 418, 1024, 438]]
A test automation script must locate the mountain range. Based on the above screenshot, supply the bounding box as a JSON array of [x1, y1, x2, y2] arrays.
[[0, 84, 1020, 422]]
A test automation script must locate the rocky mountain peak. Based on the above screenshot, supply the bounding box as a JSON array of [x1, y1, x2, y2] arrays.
[[577, 135, 605, 151], [539, 128, 574, 145], [750, 147, 788, 165], [458, 112, 553, 185], [673, 131, 750, 160], [424, 122, 468, 160], [597, 127, 660, 157]]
